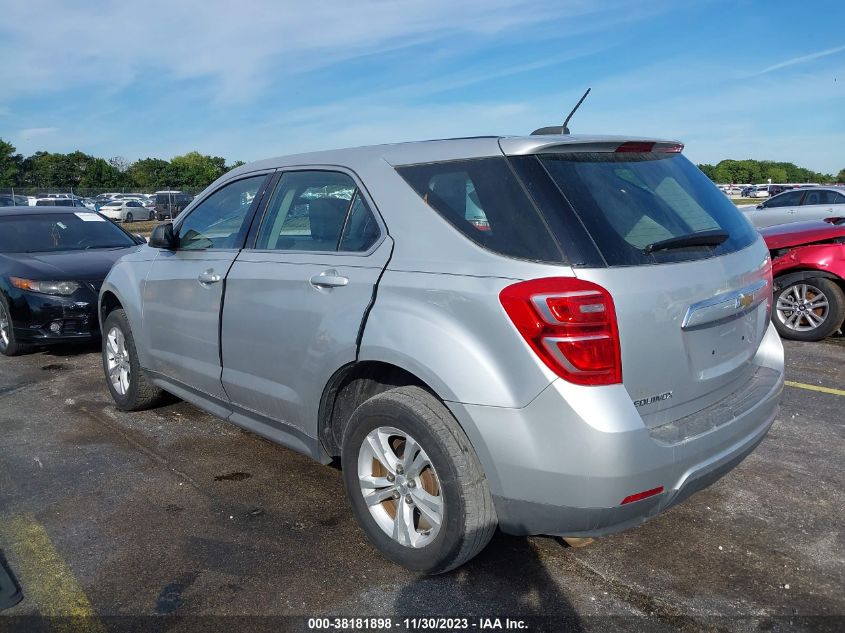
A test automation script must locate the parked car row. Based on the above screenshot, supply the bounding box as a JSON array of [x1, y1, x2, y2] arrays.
[[1, 191, 194, 223], [0, 133, 839, 574]]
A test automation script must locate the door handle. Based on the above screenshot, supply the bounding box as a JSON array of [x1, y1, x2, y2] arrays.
[[309, 269, 349, 288], [197, 269, 222, 285]]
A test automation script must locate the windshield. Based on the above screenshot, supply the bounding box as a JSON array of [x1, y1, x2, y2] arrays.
[[532, 152, 758, 266], [0, 213, 138, 253]]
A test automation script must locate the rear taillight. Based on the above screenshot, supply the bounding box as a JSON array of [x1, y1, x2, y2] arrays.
[[615, 141, 684, 153], [499, 278, 622, 386]]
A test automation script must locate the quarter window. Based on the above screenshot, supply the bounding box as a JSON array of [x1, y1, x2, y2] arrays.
[[802, 190, 843, 206], [255, 170, 379, 252], [397, 158, 563, 262], [177, 175, 265, 250]]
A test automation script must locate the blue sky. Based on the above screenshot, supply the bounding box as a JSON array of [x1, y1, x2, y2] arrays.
[[1, 0, 843, 172]]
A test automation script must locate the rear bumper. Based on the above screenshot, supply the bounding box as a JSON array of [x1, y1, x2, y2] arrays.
[[490, 406, 775, 536], [447, 322, 784, 537]]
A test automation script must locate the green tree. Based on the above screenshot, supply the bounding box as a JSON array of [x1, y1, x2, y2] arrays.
[[127, 158, 171, 189], [79, 158, 126, 188], [168, 151, 227, 188], [0, 138, 21, 187], [698, 158, 834, 184], [835, 169, 845, 183]]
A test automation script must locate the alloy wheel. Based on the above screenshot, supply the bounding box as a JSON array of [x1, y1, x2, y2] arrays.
[[105, 326, 131, 395], [776, 283, 830, 332], [357, 426, 443, 548], [0, 303, 10, 349]]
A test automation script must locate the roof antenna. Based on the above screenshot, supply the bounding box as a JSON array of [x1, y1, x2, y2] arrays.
[[531, 88, 591, 135]]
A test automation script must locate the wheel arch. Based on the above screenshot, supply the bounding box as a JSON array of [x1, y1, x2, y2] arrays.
[[774, 269, 844, 292], [318, 360, 443, 458], [99, 289, 124, 325]]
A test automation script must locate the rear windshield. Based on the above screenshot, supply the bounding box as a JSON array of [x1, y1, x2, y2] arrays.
[[398, 153, 757, 267], [535, 153, 757, 265], [0, 213, 138, 253]]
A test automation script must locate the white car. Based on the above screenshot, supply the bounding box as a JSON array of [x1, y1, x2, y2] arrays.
[[741, 187, 845, 228], [99, 199, 154, 223], [748, 185, 770, 198]]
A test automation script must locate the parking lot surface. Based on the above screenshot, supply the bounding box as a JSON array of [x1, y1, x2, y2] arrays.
[[1, 338, 843, 631]]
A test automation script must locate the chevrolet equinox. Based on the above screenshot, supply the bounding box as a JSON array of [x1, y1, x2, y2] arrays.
[[99, 135, 784, 573]]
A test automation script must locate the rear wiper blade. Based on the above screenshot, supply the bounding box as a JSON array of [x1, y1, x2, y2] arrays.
[[644, 229, 729, 254]]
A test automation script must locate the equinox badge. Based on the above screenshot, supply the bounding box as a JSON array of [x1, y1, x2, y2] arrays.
[[634, 391, 673, 407]]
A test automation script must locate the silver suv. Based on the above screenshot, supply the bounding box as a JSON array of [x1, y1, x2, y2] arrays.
[[99, 135, 784, 573]]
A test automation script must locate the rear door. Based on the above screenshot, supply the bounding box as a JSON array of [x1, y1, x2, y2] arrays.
[[796, 189, 845, 222], [142, 174, 269, 398], [516, 150, 771, 425], [221, 168, 390, 436]]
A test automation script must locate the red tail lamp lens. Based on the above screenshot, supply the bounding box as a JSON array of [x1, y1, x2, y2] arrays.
[[615, 141, 684, 153], [615, 141, 655, 153], [499, 278, 622, 386]]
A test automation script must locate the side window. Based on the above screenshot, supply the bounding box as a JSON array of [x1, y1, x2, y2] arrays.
[[177, 175, 265, 251], [397, 158, 562, 262], [765, 191, 803, 208], [255, 170, 358, 252], [803, 190, 840, 206], [339, 193, 381, 251]]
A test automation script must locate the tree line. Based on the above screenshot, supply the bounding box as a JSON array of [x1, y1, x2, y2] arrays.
[[0, 138, 245, 192], [696, 159, 844, 185], [2, 137, 843, 192]]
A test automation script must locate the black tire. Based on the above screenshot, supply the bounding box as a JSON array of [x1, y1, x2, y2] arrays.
[[102, 308, 165, 410], [341, 386, 496, 574], [124, 212, 133, 223], [0, 296, 28, 356], [148, 210, 154, 220], [773, 277, 845, 342]]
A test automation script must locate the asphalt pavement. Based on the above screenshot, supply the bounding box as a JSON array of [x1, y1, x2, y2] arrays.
[[0, 337, 843, 632]]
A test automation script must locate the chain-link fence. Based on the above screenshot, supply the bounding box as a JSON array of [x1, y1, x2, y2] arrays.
[[0, 186, 205, 198]]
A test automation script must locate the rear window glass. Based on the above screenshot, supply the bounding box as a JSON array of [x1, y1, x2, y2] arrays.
[[536, 153, 758, 266], [396, 158, 563, 263]]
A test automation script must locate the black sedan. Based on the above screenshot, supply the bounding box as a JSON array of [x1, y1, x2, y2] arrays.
[[0, 206, 143, 356]]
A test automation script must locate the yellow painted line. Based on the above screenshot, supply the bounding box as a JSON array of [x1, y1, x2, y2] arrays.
[[0, 514, 105, 633], [785, 380, 845, 397]]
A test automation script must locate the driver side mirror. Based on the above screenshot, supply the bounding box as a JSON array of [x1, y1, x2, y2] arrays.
[[756, 203, 764, 209], [149, 222, 177, 249]]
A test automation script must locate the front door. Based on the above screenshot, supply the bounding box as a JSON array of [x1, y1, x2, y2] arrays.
[[221, 169, 390, 437], [143, 174, 269, 399], [751, 189, 804, 228]]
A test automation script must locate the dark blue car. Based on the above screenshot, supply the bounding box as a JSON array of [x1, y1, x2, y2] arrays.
[[0, 206, 143, 355]]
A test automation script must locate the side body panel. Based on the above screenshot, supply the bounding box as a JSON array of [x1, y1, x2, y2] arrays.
[[358, 269, 560, 408], [771, 242, 845, 281], [142, 249, 238, 399], [99, 247, 159, 368], [221, 239, 392, 438]]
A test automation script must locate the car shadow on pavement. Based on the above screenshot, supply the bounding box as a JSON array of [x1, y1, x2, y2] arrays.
[[34, 340, 101, 358], [392, 532, 582, 631]]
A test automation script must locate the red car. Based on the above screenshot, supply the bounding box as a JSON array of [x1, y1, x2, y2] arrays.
[[760, 217, 845, 341]]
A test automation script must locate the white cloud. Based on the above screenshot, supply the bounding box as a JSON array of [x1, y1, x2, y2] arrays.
[[0, 0, 642, 103], [756, 44, 845, 75], [17, 127, 58, 140]]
